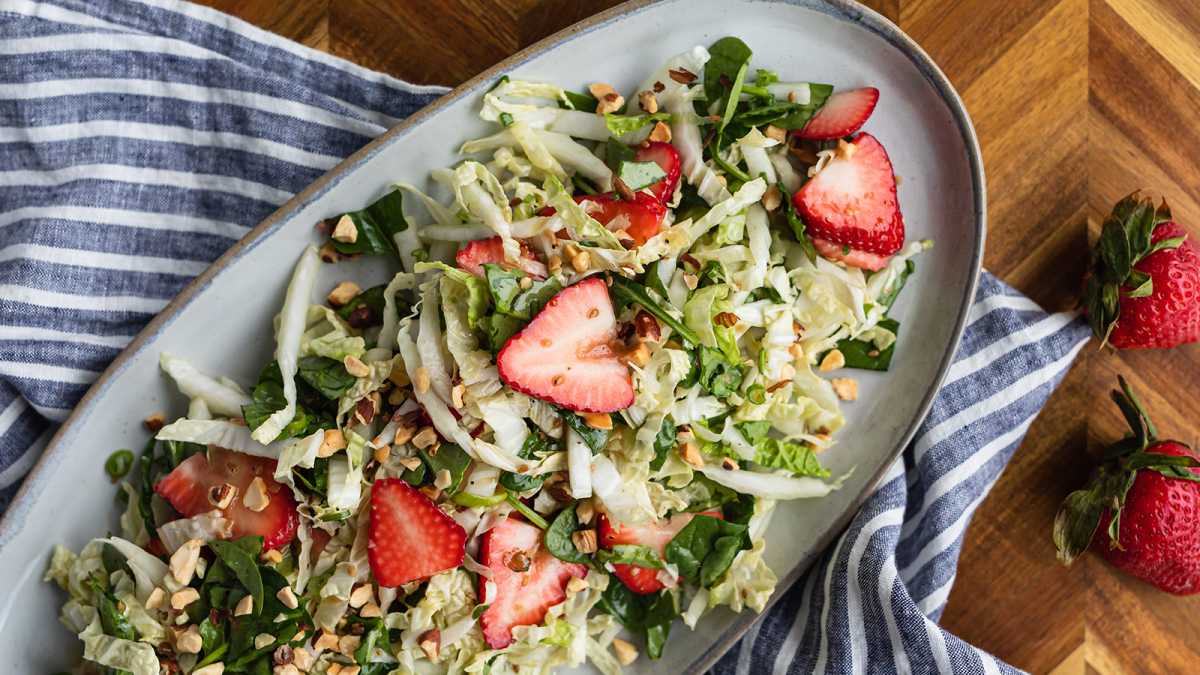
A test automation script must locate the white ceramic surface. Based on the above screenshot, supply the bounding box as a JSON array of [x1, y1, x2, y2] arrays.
[[0, 1, 984, 672]]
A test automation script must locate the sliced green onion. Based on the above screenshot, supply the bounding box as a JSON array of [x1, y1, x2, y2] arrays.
[[453, 491, 509, 508], [104, 449, 134, 481], [746, 384, 766, 405], [506, 493, 549, 529]]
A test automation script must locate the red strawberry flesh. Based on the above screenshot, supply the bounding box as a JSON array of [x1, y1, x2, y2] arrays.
[[1108, 221, 1200, 349], [812, 237, 891, 271], [577, 192, 667, 246], [368, 478, 466, 587], [154, 447, 299, 550], [497, 277, 634, 412], [456, 236, 547, 279], [598, 510, 721, 595], [799, 87, 880, 141], [479, 516, 588, 648], [793, 132, 904, 256], [633, 141, 682, 203]]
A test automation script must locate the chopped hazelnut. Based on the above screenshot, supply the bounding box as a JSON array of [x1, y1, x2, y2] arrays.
[[313, 631, 339, 653], [571, 529, 598, 554], [143, 412, 166, 432], [819, 349, 846, 372], [721, 457, 740, 471], [318, 429, 347, 458], [372, 443, 391, 464], [683, 272, 699, 290], [637, 90, 658, 113], [567, 576, 589, 594], [343, 355, 370, 378], [170, 587, 200, 610], [451, 383, 466, 410], [326, 281, 361, 307], [291, 646, 314, 671], [420, 485, 443, 501], [338, 635, 361, 657], [548, 253, 563, 275], [169, 539, 202, 585], [318, 242, 342, 264], [648, 121, 672, 143], [359, 601, 383, 618], [835, 138, 857, 160], [234, 594, 254, 616], [273, 665, 301, 675], [518, 276, 533, 290], [762, 184, 782, 211], [255, 633, 276, 650], [830, 377, 859, 401], [580, 412, 612, 430], [575, 499, 595, 525], [714, 311, 739, 328], [261, 548, 283, 565], [208, 482, 237, 509], [175, 625, 203, 654], [146, 587, 166, 610], [193, 664, 225, 675], [433, 468, 453, 490], [414, 366, 431, 394], [570, 248, 591, 273], [668, 67, 696, 84], [412, 426, 439, 450], [589, 82, 624, 115], [612, 638, 639, 665], [419, 628, 441, 662], [788, 342, 805, 361], [621, 341, 651, 368], [764, 124, 787, 143], [276, 586, 299, 610], [243, 476, 271, 513], [679, 440, 703, 467], [331, 214, 358, 244]]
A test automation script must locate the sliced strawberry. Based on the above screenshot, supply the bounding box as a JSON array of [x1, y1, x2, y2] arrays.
[[497, 277, 634, 412], [633, 141, 681, 202], [154, 447, 299, 550], [455, 236, 547, 279], [812, 237, 891, 271], [479, 516, 588, 648], [799, 87, 880, 140], [577, 193, 667, 246], [367, 478, 466, 587], [793, 132, 904, 256], [597, 510, 722, 595]]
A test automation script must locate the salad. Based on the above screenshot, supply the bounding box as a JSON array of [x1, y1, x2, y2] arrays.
[[46, 36, 928, 675]]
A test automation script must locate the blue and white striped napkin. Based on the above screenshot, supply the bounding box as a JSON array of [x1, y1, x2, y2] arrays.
[[0, 1, 1090, 673]]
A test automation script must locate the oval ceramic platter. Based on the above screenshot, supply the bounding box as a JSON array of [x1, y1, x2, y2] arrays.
[[0, 0, 983, 672]]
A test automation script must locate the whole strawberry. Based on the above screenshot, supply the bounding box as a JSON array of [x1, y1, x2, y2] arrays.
[[1054, 377, 1200, 594], [1083, 193, 1200, 348]]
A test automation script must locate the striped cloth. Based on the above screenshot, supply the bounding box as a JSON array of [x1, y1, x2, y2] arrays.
[[0, 1, 1090, 673]]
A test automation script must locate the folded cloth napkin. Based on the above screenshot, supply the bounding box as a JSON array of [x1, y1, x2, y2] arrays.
[[0, 1, 1090, 673]]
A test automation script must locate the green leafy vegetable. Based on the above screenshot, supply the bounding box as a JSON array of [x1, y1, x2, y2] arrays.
[[560, 409, 609, 453], [617, 160, 668, 191], [545, 504, 589, 564], [597, 544, 664, 569], [609, 276, 701, 346], [330, 188, 410, 258], [297, 355, 356, 400], [500, 428, 554, 493], [208, 538, 265, 617], [599, 583, 679, 660], [604, 137, 636, 175], [335, 284, 397, 328], [650, 418, 677, 472], [419, 443, 471, 495], [703, 37, 753, 125], [696, 346, 744, 398], [243, 361, 330, 442], [506, 492, 549, 529], [876, 260, 915, 311], [451, 491, 508, 507], [604, 112, 671, 137], [562, 90, 598, 113], [779, 182, 818, 262], [834, 318, 899, 371], [89, 578, 136, 641], [664, 515, 749, 587], [483, 264, 562, 320], [753, 438, 830, 477]]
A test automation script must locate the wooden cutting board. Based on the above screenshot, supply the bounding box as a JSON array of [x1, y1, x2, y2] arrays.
[[197, 0, 1200, 671]]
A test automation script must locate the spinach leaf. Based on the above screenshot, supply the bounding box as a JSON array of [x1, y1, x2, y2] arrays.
[[560, 409, 609, 453], [681, 474, 742, 513], [350, 615, 388, 665], [483, 264, 562, 320], [604, 137, 636, 175], [664, 515, 749, 587], [562, 90, 598, 113], [597, 544, 664, 569], [89, 578, 136, 640], [599, 583, 679, 660], [242, 362, 317, 441], [485, 313, 525, 353], [293, 456, 330, 497], [401, 456, 427, 486], [330, 188, 410, 259], [208, 538, 264, 616], [335, 283, 397, 328], [609, 276, 700, 346], [697, 346, 744, 398], [834, 317, 899, 371], [500, 428, 553, 493], [703, 37, 753, 123], [779, 182, 818, 263], [545, 504, 589, 564], [297, 355, 356, 400], [617, 161, 667, 191], [650, 418, 677, 472], [198, 615, 225, 654], [419, 443, 471, 495]]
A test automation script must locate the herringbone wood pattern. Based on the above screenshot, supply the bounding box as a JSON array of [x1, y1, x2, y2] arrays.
[[193, 0, 1200, 671]]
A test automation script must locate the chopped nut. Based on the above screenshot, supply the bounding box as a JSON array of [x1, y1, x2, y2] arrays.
[[589, 82, 624, 115], [451, 383, 466, 410], [764, 124, 787, 143], [571, 529, 598, 554], [169, 539, 202, 585], [767, 379, 792, 393], [255, 633, 276, 650], [819, 349, 845, 372], [313, 631, 339, 653], [359, 601, 383, 618], [506, 550, 531, 572], [638, 90, 659, 113], [412, 426, 439, 450], [170, 587, 200, 610], [276, 586, 299, 610], [234, 594, 254, 616], [243, 476, 271, 513], [353, 396, 376, 426], [261, 548, 283, 565], [620, 341, 651, 368], [612, 637, 639, 665], [788, 342, 805, 361], [146, 586, 166, 610], [397, 455, 423, 471], [580, 412, 612, 430], [339, 667, 361, 675], [787, 89, 799, 103], [575, 499, 595, 525], [419, 628, 441, 662], [567, 576, 589, 594], [338, 634, 361, 657], [327, 665, 343, 675], [682, 272, 699, 290], [835, 138, 857, 160], [433, 468, 453, 490], [830, 377, 859, 401], [634, 311, 661, 341], [679, 440, 703, 467], [518, 275, 533, 290], [290, 646, 314, 670], [614, 176, 637, 202], [414, 366, 431, 394], [714, 311, 739, 328], [143, 412, 166, 432], [175, 625, 202, 654], [207, 482, 237, 509], [548, 253, 563, 275], [318, 242, 342, 264], [721, 457, 740, 471], [318, 429, 347, 458], [343, 354, 370, 378], [372, 443, 391, 464], [648, 121, 672, 143], [273, 665, 301, 675], [668, 67, 696, 84], [387, 387, 406, 406], [653, 80, 666, 93], [420, 485, 443, 501], [326, 281, 361, 307], [193, 664, 225, 675], [387, 362, 410, 387], [762, 184, 782, 211], [570, 248, 591, 273], [331, 214, 357, 244]]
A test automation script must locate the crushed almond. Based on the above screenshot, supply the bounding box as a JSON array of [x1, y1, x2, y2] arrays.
[[819, 348, 846, 372], [234, 594, 254, 616], [762, 184, 782, 211], [338, 635, 361, 656], [588, 83, 624, 115], [193, 664, 225, 675], [567, 576, 590, 594], [242, 476, 270, 513], [835, 138, 857, 160], [683, 272, 699, 290], [313, 631, 339, 653], [169, 539, 202, 585], [397, 456, 423, 471], [648, 121, 672, 143], [208, 482, 237, 509], [318, 429, 347, 458], [787, 89, 799, 103], [276, 586, 299, 610], [620, 341, 651, 368], [548, 253, 563, 275], [638, 90, 659, 113], [764, 124, 787, 143], [360, 601, 383, 618], [261, 548, 284, 565], [412, 426, 439, 450], [170, 587, 200, 610], [372, 443, 391, 464], [580, 412, 612, 430], [570, 247, 591, 273], [343, 354, 370, 378], [414, 366, 431, 394], [387, 362, 410, 387], [830, 377, 859, 401], [143, 412, 166, 432], [518, 276, 533, 290], [788, 342, 806, 361], [326, 280, 361, 307], [176, 625, 203, 654], [679, 440, 703, 467], [273, 665, 301, 675], [575, 499, 595, 525], [255, 633, 276, 650], [327, 665, 343, 675], [419, 628, 441, 662], [331, 214, 358, 243], [290, 646, 314, 670], [146, 587, 166, 610], [612, 637, 639, 665], [572, 529, 598, 554], [420, 485, 443, 501], [433, 468, 453, 490], [451, 383, 466, 410]]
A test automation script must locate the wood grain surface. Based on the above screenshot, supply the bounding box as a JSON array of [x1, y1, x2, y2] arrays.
[[193, 0, 1200, 671]]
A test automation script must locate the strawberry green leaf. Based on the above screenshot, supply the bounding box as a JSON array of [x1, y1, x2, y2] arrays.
[[1147, 234, 1187, 256], [1099, 216, 1132, 284]]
